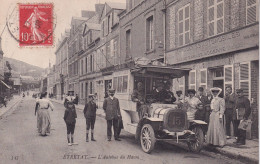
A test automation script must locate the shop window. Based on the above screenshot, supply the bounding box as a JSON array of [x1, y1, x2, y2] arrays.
[[208, 0, 224, 37], [178, 4, 190, 46], [200, 69, 207, 90], [224, 65, 234, 94], [189, 70, 196, 90], [239, 62, 251, 99], [146, 16, 154, 51], [246, 0, 259, 25], [113, 75, 128, 93]]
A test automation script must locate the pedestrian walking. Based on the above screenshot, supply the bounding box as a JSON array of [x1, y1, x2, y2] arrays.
[[206, 87, 226, 147], [103, 89, 121, 141], [64, 101, 78, 146], [224, 85, 236, 139], [83, 94, 98, 142], [233, 89, 251, 145], [36, 92, 55, 136]]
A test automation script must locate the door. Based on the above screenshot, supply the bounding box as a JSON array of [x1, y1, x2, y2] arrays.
[[213, 80, 224, 98]]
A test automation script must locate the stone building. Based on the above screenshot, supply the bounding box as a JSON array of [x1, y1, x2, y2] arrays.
[[164, 0, 259, 138], [55, 30, 69, 100]]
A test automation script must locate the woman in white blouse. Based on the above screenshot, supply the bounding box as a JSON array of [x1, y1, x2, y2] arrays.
[[36, 92, 55, 136]]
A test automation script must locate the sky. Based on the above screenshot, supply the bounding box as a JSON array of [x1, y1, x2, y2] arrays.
[[0, 0, 124, 69]]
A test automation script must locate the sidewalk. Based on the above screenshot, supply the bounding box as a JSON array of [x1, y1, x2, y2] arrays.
[[51, 98, 258, 163], [0, 95, 23, 118], [205, 138, 259, 164]]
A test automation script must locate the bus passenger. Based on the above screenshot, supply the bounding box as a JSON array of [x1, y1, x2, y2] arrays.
[[131, 82, 148, 118], [186, 89, 201, 120]]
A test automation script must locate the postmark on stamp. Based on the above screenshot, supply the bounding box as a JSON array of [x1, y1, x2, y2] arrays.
[[18, 4, 53, 46]]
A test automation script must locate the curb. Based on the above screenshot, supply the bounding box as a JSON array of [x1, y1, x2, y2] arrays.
[[0, 98, 22, 119], [204, 145, 258, 164]]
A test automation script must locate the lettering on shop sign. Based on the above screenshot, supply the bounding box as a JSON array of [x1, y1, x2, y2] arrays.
[[166, 24, 259, 64]]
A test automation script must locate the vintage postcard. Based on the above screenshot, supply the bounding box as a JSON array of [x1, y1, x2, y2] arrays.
[[0, 0, 259, 164]]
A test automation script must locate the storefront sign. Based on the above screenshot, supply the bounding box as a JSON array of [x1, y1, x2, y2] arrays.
[[166, 24, 259, 64]]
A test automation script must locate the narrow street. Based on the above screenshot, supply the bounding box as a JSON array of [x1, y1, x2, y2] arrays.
[[0, 97, 245, 164]]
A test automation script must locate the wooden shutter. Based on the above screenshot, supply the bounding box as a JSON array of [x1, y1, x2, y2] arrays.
[[239, 63, 250, 98], [200, 69, 207, 90], [224, 65, 234, 94], [184, 5, 190, 44], [179, 8, 184, 46], [189, 70, 196, 90], [247, 0, 257, 25]]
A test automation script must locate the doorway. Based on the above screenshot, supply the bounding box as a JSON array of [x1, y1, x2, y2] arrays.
[[211, 67, 224, 98], [213, 80, 224, 98]]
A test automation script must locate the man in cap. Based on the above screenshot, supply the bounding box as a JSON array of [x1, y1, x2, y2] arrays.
[[103, 89, 122, 141], [84, 94, 98, 142], [233, 89, 251, 145], [163, 81, 176, 104], [224, 85, 236, 139]]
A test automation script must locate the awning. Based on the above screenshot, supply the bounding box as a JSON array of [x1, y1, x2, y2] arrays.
[[131, 65, 191, 78], [0, 80, 11, 89]]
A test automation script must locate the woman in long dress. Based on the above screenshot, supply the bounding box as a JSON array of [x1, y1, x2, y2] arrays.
[[206, 87, 226, 147], [36, 92, 55, 136]]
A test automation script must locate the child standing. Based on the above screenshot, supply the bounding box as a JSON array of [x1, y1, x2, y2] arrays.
[[64, 101, 78, 146]]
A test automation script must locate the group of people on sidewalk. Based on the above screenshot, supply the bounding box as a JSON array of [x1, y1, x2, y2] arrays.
[[182, 86, 251, 147]]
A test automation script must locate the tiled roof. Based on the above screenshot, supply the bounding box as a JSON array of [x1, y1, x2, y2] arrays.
[[106, 2, 126, 10], [85, 23, 101, 30]]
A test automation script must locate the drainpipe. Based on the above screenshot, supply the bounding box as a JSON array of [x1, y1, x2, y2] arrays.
[[162, 0, 167, 65]]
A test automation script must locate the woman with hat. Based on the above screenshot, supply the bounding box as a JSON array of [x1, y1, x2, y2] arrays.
[[36, 92, 55, 136], [206, 87, 226, 147], [186, 89, 201, 120]]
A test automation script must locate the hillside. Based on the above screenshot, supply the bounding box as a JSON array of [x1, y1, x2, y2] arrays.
[[3, 57, 44, 77]]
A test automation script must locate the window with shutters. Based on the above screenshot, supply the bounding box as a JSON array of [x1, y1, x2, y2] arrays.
[[246, 0, 258, 25], [200, 69, 207, 90], [224, 65, 234, 94], [239, 62, 251, 99], [189, 70, 196, 90], [126, 29, 131, 58], [208, 0, 224, 37], [146, 16, 154, 51], [178, 4, 190, 46]]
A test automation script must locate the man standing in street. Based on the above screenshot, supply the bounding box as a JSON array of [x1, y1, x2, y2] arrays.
[[233, 89, 251, 145], [103, 89, 121, 141], [224, 86, 236, 139], [83, 94, 98, 142]]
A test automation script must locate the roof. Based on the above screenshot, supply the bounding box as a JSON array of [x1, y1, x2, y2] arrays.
[[106, 2, 126, 10], [81, 10, 96, 18], [131, 65, 191, 79], [85, 23, 101, 30]]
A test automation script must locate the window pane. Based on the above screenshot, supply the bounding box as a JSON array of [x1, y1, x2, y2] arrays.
[[201, 70, 206, 83], [185, 32, 190, 44], [190, 71, 195, 84], [217, 19, 224, 34], [185, 19, 189, 31], [113, 77, 118, 92], [179, 22, 183, 33], [123, 76, 128, 93], [118, 76, 123, 92], [208, 22, 214, 36], [209, 0, 214, 7], [185, 6, 190, 19], [208, 7, 214, 21], [179, 34, 184, 46], [225, 67, 232, 82], [217, 3, 224, 18], [179, 9, 183, 21], [248, 0, 256, 6]]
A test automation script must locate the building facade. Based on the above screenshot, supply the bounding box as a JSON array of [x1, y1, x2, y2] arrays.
[[55, 31, 69, 100], [165, 0, 259, 138]]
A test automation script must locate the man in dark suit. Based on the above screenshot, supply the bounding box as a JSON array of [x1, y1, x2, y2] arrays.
[[196, 87, 207, 121], [233, 89, 251, 145], [84, 94, 98, 142], [103, 89, 121, 141]]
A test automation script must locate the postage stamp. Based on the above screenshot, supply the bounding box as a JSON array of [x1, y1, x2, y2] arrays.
[[19, 4, 53, 46]]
